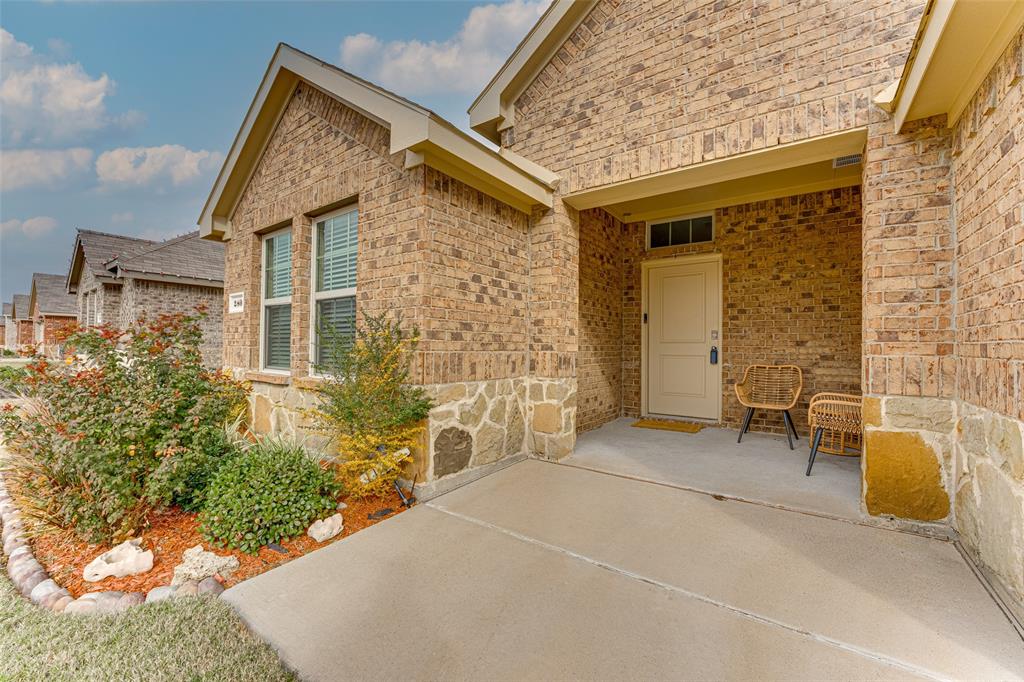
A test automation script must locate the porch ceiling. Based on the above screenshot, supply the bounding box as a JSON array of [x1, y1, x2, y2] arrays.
[[563, 128, 866, 223]]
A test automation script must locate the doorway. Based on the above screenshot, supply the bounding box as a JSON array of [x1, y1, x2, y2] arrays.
[[643, 255, 722, 421]]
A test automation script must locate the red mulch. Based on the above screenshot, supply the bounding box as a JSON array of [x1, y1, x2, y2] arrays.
[[29, 490, 409, 598]]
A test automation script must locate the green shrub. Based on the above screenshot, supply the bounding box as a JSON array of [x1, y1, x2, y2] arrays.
[[0, 314, 249, 543], [0, 365, 26, 394], [147, 424, 243, 512], [310, 312, 432, 497], [199, 439, 339, 554]]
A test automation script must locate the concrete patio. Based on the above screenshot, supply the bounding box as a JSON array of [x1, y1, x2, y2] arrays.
[[225, 460, 1024, 681], [569, 418, 863, 521]]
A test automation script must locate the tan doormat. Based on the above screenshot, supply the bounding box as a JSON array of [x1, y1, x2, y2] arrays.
[[631, 418, 705, 434]]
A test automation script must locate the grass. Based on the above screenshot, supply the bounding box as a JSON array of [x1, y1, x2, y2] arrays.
[[0, 560, 295, 682]]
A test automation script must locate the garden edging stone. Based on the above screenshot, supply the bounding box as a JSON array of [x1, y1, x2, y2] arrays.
[[0, 472, 224, 615]]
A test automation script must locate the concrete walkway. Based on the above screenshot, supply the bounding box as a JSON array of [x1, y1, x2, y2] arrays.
[[571, 417, 863, 520], [225, 460, 1024, 681]]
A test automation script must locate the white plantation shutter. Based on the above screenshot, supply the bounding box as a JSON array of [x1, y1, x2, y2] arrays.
[[312, 207, 358, 372], [262, 229, 292, 371]]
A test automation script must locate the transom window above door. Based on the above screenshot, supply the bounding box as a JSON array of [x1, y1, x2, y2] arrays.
[[647, 214, 714, 249], [311, 206, 358, 372]]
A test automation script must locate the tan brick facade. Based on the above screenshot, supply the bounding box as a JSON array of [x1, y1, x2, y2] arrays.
[[225, 83, 544, 486], [504, 0, 922, 184]]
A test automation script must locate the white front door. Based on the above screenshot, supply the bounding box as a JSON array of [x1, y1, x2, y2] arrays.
[[646, 258, 721, 420]]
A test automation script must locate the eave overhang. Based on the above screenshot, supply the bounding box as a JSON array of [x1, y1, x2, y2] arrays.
[[468, 0, 598, 144], [885, 0, 1024, 131], [562, 129, 867, 222], [199, 44, 556, 241]]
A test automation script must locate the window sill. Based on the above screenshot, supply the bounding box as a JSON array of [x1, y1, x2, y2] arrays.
[[244, 370, 291, 386], [293, 375, 326, 390]]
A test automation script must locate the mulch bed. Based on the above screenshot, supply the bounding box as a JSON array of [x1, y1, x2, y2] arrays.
[[29, 490, 409, 598]]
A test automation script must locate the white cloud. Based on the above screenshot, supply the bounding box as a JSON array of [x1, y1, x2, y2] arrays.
[[111, 211, 134, 223], [0, 215, 58, 238], [0, 147, 93, 191], [95, 144, 223, 188], [338, 0, 548, 96], [0, 27, 140, 145]]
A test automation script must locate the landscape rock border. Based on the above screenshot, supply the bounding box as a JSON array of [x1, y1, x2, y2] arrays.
[[0, 475, 223, 614]]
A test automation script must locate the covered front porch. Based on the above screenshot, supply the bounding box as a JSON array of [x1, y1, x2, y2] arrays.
[[568, 130, 868, 518], [569, 417, 862, 521]]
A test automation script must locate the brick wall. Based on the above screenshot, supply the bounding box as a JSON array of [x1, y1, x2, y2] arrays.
[[77, 268, 121, 327], [226, 83, 425, 377], [419, 166, 530, 385], [504, 0, 922, 187], [861, 115, 955, 398], [621, 187, 863, 433], [952, 32, 1024, 422], [949, 29, 1024, 607], [38, 315, 75, 351], [120, 278, 224, 367], [16, 320, 32, 347], [578, 208, 624, 432]]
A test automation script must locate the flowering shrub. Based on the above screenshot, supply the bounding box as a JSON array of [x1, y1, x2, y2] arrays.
[[0, 313, 248, 543], [310, 313, 432, 497], [199, 438, 339, 554]]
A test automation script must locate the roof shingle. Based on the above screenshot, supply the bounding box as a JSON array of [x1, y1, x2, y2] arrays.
[[32, 273, 78, 316]]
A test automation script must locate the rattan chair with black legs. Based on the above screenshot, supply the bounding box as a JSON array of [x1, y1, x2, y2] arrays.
[[806, 393, 862, 475], [734, 364, 803, 449]]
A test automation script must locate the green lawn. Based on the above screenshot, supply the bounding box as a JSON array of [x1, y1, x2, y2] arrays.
[[0, 563, 294, 682]]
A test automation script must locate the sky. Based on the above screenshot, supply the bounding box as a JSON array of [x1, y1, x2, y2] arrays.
[[0, 0, 550, 304]]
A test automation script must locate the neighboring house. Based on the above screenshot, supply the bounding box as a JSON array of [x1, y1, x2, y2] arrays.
[[28, 273, 78, 356], [66, 229, 225, 366], [10, 295, 33, 350], [0, 303, 10, 351], [199, 2, 1024, 606]]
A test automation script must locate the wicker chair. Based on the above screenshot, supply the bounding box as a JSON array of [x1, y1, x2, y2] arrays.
[[735, 364, 803, 449], [806, 393, 862, 475]]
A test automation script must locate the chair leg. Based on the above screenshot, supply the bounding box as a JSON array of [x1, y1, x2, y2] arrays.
[[738, 407, 754, 443], [806, 427, 824, 476], [783, 410, 799, 445], [781, 411, 794, 450]]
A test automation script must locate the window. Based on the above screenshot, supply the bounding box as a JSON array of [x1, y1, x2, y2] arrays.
[[311, 207, 358, 372], [261, 228, 292, 371], [647, 214, 714, 249]]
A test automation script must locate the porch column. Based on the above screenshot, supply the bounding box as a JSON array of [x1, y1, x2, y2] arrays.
[[861, 112, 956, 522], [527, 197, 579, 459]]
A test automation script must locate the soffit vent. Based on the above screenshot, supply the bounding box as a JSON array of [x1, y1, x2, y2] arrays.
[[833, 154, 863, 168]]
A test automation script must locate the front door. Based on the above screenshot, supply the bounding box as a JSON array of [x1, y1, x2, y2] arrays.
[[646, 258, 721, 420]]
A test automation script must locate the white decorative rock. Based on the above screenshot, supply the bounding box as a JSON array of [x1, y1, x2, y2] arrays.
[[307, 513, 344, 543], [171, 545, 239, 586], [83, 538, 154, 582]]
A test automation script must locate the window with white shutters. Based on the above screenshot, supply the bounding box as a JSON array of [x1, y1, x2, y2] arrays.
[[311, 206, 357, 372]]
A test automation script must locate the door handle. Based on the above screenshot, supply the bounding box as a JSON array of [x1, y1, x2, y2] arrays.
[[710, 346, 718, 364]]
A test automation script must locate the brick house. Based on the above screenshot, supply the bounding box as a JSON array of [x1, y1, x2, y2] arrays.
[[9, 295, 34, 351], [200, 1, 1024, 607], [66, 229, 225, 366], [28, 273, 77, 357], [0, 303, 9, 351]]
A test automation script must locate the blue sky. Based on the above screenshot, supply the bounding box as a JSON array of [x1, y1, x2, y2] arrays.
[[0, 0, 548, 303]]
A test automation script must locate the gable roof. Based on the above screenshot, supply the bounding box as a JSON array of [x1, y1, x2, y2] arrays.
[[30, 273, 78, 317], [877, 0, 1024, 131], [199, 43, 558, 241], [469, 0, 598, 144], [67, 229, 158, 292], [107, 231, 224, 286], [11, 294, 31, 321]]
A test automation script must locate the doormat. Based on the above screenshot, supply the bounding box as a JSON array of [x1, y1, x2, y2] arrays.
[[631, 419, 705, 434]]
